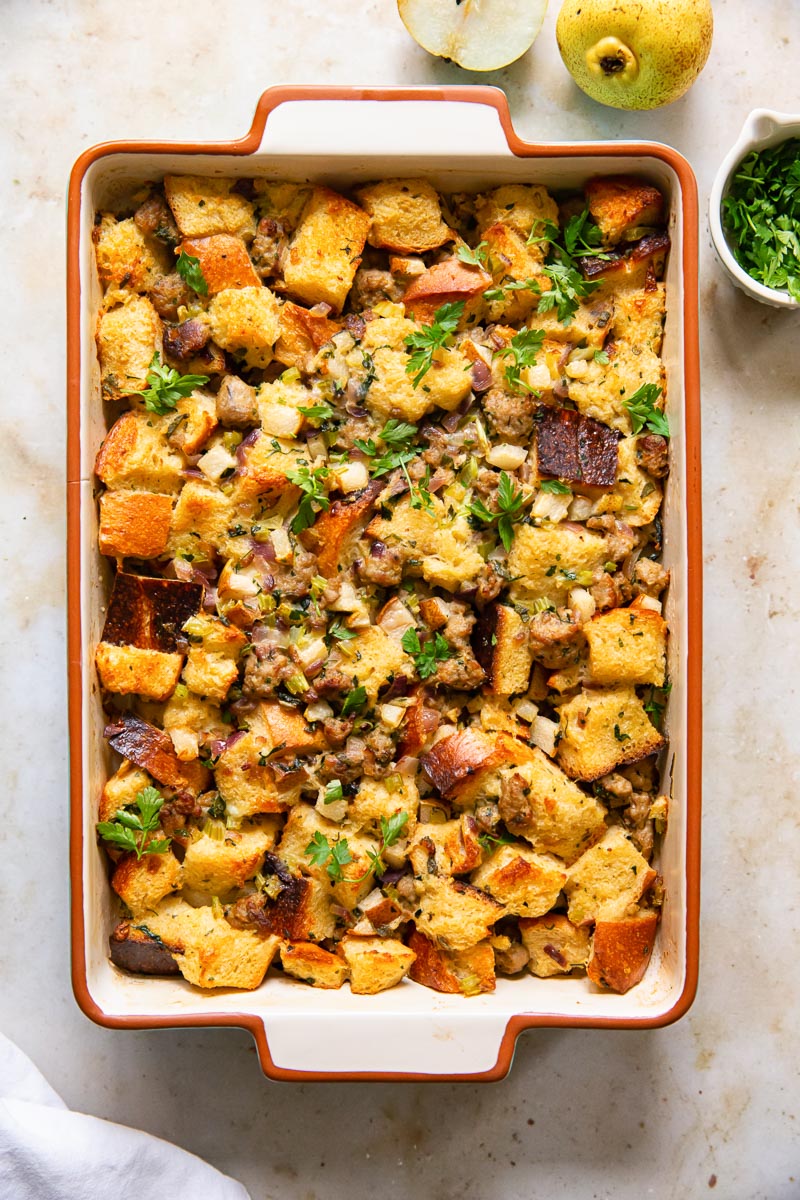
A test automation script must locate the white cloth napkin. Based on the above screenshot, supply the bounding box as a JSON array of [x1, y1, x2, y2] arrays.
[[0, 1034, 251, 1200]]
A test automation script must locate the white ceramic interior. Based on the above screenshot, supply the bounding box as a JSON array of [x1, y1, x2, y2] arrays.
[[709, 108, 800, 311], [74, 97, 695, 1078]]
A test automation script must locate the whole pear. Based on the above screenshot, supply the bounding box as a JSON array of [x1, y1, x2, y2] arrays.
[[556, 0, 714, 110]]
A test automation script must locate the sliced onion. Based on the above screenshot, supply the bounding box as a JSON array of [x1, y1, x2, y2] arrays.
[[637, 595, 662, 613], [487, 443, 527, 471], [569, 586, 596, 623], [530, 716, 558, 758]]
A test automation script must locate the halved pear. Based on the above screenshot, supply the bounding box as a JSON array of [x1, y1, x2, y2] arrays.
[[398, 0, 549, 72]]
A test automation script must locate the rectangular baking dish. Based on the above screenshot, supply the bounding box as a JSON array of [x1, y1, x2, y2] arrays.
[[67, 85, 702, 1081]]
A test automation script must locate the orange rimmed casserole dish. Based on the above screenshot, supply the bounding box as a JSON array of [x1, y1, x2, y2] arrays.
[[67, 85, 702, 1081]]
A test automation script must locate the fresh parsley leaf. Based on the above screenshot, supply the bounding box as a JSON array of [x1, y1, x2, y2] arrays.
[[286, 463, 330, 533], [623, 384, 669, 437], [297, 403, 335, 424], [341, 686, 368, 716], [538, 260, 599, 325], [478, 831, 516, 852], [468, 471, 526, 552], [380, 419, 418, 446], [97, 787, 171, 861], [525, 214, 602, 324], [561, 208, 608, 257], [324, 780, 344, 805], [380, 811, 409, 848], [404, 301, 464, 388], [456, 241, 489, 267], [539, 479, 572, 495], [483, 278, 541, 304], [175, 250, 208, 295], [613, 724, 631, 742], [327, 620, 357, 643], [358, 420, 420, 479], [526, 217, 561, 248], [497, 328, 545, 392], [401, 627, 452, 680], [132, 352, 209, 416], [304, 831, 353, 882], [594, 349, 610, 365]]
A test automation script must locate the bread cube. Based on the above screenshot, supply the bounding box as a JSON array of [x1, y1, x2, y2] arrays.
[[587, 910, 659, 992], [610, 283, 666, 354], [164, 175, 256, 240], [422, 727, 536, 807], [475, 184, 559, 242], [214, 731, 303, 821], [557, 686, 665, 781], [207, 286, 281, 369], [161, 690, 228, 760], [145, 898, 279, 989], [93, 214, 169, 294], [415, 874, 502, 951], [99, 761, 153, 823], [276, 805, 380, 910], [365, 341, 472, 425], [564, 826, 657, 925], [480, 222, 544, 323], [320, 625, 412, 706], [98, 490, 174, 559], [407, 930, 495, 995], [594, 435, 663, 527], [166, 478, 238, 562], [109, 921, 181, 976], [281, 186, 370, 313], [473, 604, 534, 696], [470, 843, 566, 918], [111, 849, 182, 918], [105, 713, 210, 797], [519, 913, 591, 977], [181, 615, 247, 702], [339, 935, 416, 995], [407, 814, 482, 877], [262, 874, 335, 943], [249, 701, 326, 757], [280, 941, 349, 989], [421, 519, 485, 593], [273, 301, 341, 373], [532, 293, 616, 349], [402, 257, 491, 325], [95, 643, 183, 701], [167, 389, 218, 457], [349, 774, 419, 841], [585, 176, 664, 246], [96, 295, 162, 401], [95, 410, 184, 494], [356, 178, 450, 253], [568, 340, 664, 433], [182, 818, 278, 894], [252, 181, 311, 230], [300, 479, 382, 577], [508, 524, 608, 607], [178, 235, 260, 293], [585, 603, 667, 687], [366, 495, 439, 559], [499, 749, 607, 864], [101, 572, 203, 653], [231, 434, 308, 505]]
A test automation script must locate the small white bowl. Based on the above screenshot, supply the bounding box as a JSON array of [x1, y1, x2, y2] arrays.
[[709, 108, 800, 311]]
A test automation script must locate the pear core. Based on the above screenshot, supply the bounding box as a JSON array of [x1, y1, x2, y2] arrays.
[[586, 37, 639, 82]]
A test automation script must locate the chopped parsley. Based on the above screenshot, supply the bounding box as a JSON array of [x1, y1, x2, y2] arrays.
[[539, 479, 572, 495], [456, 241, 489, 267], [722, 138, 800, 300], [341, 686, 368, 717], [96, 787, 171, 861], [623, 384, 669, 437], [401, 627, 452, 679], [404, 301, 464, 388], [286, 463, 331, 533], [468, 470, 526, 552], [175, 250, 208, 296], [132, 352, 209, 416], [496, 328, 545, 392]]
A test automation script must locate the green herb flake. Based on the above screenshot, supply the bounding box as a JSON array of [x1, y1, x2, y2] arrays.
[[132, 352, 209, 416], [175, 250, 209, 296]]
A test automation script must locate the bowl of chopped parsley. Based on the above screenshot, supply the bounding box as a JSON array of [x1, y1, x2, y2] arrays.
[[710, 109, 800, 310]]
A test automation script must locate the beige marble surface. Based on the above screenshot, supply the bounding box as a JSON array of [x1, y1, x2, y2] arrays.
[[1, 1, 799, 1197]]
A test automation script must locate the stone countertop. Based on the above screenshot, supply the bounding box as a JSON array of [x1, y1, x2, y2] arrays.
[[1, 2, 798, 1197]]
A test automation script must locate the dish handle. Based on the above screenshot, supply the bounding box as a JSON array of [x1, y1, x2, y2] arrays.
[[250, 84, 516, 159]]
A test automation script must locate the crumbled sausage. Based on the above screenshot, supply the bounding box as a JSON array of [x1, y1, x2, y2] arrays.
[[636, 434, 669, 478], [481, 387, 537, 441], [215, 374, 259, 428], [150, 273, 193, 322]]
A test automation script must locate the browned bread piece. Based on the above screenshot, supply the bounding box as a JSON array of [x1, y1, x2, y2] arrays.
[[164, 175, 256, 240], [470, 844, 566, 918], [407, 930, 495, 995], [556, 685, 665, 781], [95, 644, 183, 702], [181, 614, 247, 703], [276, 805, 381, 910], [519, 913, 591, 977], [94, 410, 183, 495], [280, 941, 349, 989], [587, 910, 659, 993], [407, 814, 482, 877], [281, 186, 370, 313], [105, 713, 210, 796], [178, 234, 260, 293], [339, 935, 416, 994], [473, 604, 534, 697], [356, 178, 451, 253], [109, 921, 181, 975], [498, 749, 607, 865], [98, 490, 174, 559], [585, 177, 664, 246], [273, 301, 342, 372], [93, 214, 170, 294], [402, 257, 492, 325], [584, 602, 667, 687], [101, 573, 203, 652], [300, 480, 383, 577], [181, 818, 279, 895], [564, 827, 657, 926], [98, 761, 153, 824], [414, 874, 503, 951], [96, 295, 162, 401], [508, 524, 609, 608], [422, 727, 536, 806], [207, 286, 281, 369], [213, 731, 304, 821], [111, 850, 183, 918], [144, 898, 279, 989]]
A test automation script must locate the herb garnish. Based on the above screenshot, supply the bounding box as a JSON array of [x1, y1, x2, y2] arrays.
[[539, 479, 572, 495], [175, 250, 209, 296], [324, 780, 344, 805], [622, 384, 669, 437], [304, 812, 409, 883], [496, 328, 546, 392], [132, 352, 209, 416], [401, 627, 452, 679], [341, 686, 368, 717], [297, 403, 335, 425], [97, 787, 171, 860], [286, 463, 331, 533], [456, 241, 489, 267], [404, 301, 464, 388], [468, 470, 526, 552], [722, 138, 800, 300]]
